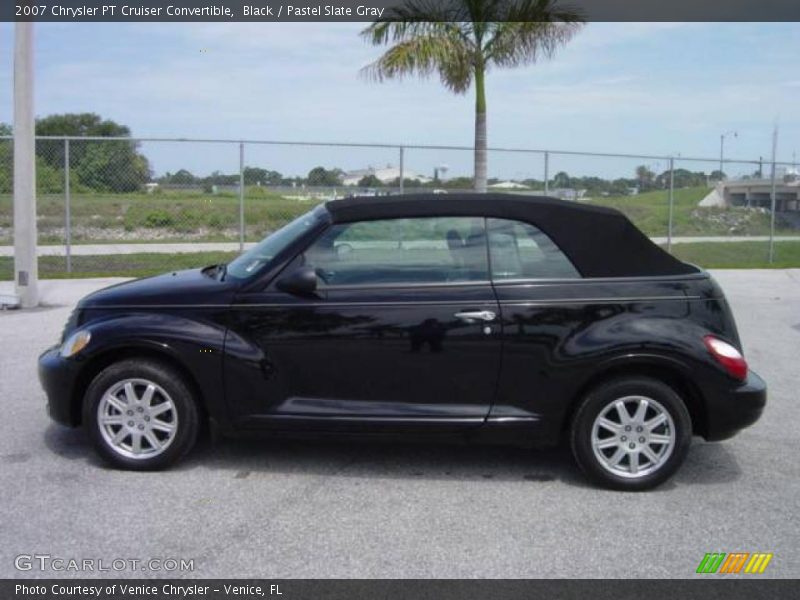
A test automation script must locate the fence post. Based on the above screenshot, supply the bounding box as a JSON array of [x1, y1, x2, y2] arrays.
[[64, 138, 72, 272], [544, 151, 549, 194], [239, 142, 245, 252], [667, 157, 674, 253], [399, 146, 404, 195], [768, 126, 778, 263]]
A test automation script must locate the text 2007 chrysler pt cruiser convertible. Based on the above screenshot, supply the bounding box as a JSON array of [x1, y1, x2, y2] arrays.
[[39, 194, 766, 490]]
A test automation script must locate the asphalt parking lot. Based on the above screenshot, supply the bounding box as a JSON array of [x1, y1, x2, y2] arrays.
[[1, 270, 798, 579]]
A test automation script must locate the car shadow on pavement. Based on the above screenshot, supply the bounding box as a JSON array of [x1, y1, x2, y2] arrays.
[[192, 436, 593, 487], [43, 424, 742, 490], [673, 441, 743, 486], [43, 423, 105, 467], [190, 434, 743, 491]]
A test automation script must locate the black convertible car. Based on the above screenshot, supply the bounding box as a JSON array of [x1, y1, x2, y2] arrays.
[[39, 194, 766, 490]]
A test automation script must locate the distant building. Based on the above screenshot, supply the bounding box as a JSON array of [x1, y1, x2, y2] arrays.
[[548, 188, 587, 201], [496, 186, 587, 199], [342, 164, 432, 186], [700, 179, 800, 211], [488, 180, 530, 190]]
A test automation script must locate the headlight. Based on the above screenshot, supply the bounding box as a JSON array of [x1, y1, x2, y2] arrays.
[[60, 330, 91, 358]]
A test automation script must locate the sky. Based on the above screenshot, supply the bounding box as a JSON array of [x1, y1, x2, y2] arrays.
[[0, 21, 798, 180]]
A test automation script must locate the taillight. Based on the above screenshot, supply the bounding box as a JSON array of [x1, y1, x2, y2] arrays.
[[703, 335, 748, 381]]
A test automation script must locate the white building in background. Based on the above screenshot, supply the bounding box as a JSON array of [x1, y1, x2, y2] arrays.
[[342, 164, 432, 186], [488, 180, 530, 190], [548, 188, 588, 201]]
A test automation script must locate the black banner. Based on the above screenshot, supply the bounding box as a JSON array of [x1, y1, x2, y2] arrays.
[[4, 580, 800, 600], [3, 0, 800, 23]]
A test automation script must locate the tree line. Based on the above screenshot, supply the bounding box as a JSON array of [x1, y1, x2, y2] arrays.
[[1, 113, 756, 197]]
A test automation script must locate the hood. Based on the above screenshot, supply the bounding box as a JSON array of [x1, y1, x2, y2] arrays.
[[79, 267, 237, 308]]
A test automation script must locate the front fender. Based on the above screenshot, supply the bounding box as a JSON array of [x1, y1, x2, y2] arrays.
[[70, 310, 228, 425]]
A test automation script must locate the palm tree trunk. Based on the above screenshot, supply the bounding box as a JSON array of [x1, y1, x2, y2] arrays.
[[473, 64, 487, 193]]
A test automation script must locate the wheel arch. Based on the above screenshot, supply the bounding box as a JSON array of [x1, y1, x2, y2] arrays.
[[71, 343, 209, 429], [562, 357, 709, 439]]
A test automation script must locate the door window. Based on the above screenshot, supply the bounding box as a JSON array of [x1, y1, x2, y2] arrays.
[[302, 217, 489, 286], [487, 218, 580, 280]]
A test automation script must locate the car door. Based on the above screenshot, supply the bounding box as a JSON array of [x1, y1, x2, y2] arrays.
[[225, 215, 502, 433], [485, 217, 585, 431]]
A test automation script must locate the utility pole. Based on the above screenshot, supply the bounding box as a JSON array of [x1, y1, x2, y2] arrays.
[[13, 23, 38, 308], [768, 124, 779, 264], [719, 130, 737, 180]]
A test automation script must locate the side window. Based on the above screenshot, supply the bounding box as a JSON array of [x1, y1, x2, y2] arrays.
[[487, 218, 580, 280], [303, 217, 488, 286]]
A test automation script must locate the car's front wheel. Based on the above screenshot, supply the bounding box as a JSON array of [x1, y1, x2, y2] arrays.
[[83, 358, 200, 470], [570, 376, 692, 491]]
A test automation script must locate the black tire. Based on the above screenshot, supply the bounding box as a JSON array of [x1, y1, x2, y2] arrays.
[[570, 376, 692, 491], [83, 358, 200, 470]]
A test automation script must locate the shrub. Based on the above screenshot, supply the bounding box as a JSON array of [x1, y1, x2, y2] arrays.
[[144, 210, 175, 228]]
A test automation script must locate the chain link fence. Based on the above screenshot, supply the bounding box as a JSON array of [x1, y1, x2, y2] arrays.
[[0, 135, 797, 279]]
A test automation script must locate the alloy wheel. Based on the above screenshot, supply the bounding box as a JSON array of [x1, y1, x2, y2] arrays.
[[590, 395, 676, 479], [96, 378, 179, 459]]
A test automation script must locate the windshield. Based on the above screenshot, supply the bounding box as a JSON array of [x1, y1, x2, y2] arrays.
[[225, 207, 325, 279]]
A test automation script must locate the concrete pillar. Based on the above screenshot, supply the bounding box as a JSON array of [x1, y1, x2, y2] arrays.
[[13, 23, 38, 308]]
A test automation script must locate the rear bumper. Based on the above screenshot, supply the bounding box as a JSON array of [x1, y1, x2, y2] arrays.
[[38, 346, 81, 427], [703, 370, 767, 442]]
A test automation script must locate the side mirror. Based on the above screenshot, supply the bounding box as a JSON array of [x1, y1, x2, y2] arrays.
[[276, 265, 318, 295]]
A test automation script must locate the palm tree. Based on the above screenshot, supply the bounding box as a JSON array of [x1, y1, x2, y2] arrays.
[[361, 0, 584, 193]]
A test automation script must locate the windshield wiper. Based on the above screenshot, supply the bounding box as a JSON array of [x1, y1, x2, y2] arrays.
[[218, 262, 228, 282]]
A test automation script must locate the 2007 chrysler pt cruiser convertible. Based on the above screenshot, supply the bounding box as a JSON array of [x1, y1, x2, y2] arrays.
[[38, 194, 766, 490]]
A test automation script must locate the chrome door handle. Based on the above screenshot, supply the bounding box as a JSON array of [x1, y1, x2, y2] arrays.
[[454, 310, 497, 322]]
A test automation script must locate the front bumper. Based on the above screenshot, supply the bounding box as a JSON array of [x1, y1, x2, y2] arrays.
[[703, 370, 767, 441], [38, 346, 82, 427]]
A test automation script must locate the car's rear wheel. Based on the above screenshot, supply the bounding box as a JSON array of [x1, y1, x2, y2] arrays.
[[570, 376, 692, 491], [83, 358, 199, 470]]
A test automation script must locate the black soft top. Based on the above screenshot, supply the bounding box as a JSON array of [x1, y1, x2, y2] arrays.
[[325, 193, 698, 278]]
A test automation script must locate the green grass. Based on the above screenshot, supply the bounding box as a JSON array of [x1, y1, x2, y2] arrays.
[[1, 242, 798, 281], [1, 185, 798, 278], [0, 186, 796, 245], [0, 188, 318, 244], [586, 187, 793, 237], [668, 241, 800, 269], [0, 251, 238, 280]]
